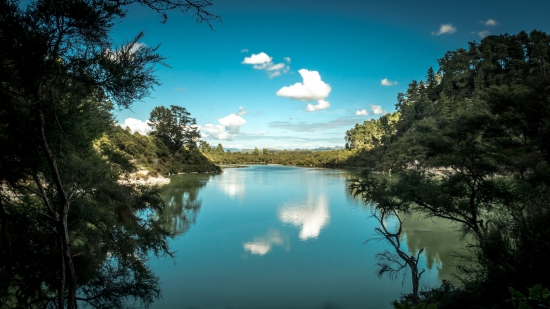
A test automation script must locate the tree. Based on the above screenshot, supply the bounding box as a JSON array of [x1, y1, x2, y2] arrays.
[[148, 105, 201, 152], [348, 30, 550, 308], [0, 0, 219, 308]]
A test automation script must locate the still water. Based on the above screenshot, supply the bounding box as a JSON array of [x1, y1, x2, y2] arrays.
[[151, 165, 465, 309]]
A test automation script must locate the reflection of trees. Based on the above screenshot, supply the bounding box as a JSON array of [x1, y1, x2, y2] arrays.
[[345, 172, 468, 284], [160, 174, 212, 235], [398, 213, 470, 283]]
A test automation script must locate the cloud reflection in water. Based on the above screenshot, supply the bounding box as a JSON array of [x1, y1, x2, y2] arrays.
[[217, 171, 245, 199], [278, 195, 330, 240], [243, 229, 285, 255]]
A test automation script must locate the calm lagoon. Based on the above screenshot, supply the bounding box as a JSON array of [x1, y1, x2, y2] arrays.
[[151, 165, 464, 309]]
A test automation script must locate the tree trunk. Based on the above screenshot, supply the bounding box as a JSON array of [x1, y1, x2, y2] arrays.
[[37, 106, 77, 309]]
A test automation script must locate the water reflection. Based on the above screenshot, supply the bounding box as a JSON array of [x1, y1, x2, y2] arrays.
[[217, 169, 245, 199], [278, 195, 330, 240], [160, 174, 212, 235], [243, 229, 287, 255], [346, 172, 467, 283], [399, 213, 469, 283]]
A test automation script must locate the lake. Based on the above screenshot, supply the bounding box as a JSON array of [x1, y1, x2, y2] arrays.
[[151, 165, 465, 309]]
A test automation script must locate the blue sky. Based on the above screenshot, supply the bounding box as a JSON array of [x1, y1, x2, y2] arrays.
[[112, 0, 550, 150]]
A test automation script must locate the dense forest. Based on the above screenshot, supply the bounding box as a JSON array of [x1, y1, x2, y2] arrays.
[[347, 30, 550, 308]]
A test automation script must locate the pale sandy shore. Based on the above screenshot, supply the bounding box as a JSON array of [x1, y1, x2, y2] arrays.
[[119, 169, 170, 186]]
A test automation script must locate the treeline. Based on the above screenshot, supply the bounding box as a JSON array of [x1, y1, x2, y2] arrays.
[[349, 30, 550, 308], [198, 143, 353, 167]]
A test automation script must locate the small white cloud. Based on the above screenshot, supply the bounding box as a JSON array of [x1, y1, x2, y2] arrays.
[[481, 19, 498, 26], [242, 52, 289, 78], [306, 100, 330, 112], [237, 106, 250, 116], [432, 24, 457, 36], [267, 63, 285, 71], [277, 69, 331, 101], [200, 113, 247, 141], [355, 109, 369, 116], [120, 118, 151, 135], [381, 78, 398, 86], [201, 124, 233, 140], [370, 104, 384, 115], [218, 114, 246, 134], [174, 87, 186, 92], [105, 42, 146, 61], [242, 52, 272, 65], [241, 48, 249, 52], [476, 30, 491, 38], [284, 57, 291, 63]]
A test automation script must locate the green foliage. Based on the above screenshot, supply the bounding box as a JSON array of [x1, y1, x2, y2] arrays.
[[0, 0, 219, 308], [149, 105, 201, 152], [346, 30, 550, 309], [507, 285, 550, 309]]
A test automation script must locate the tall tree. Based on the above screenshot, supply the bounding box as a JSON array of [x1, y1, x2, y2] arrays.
[[0, 0, 219, 308], [148, 105, 201, 152]]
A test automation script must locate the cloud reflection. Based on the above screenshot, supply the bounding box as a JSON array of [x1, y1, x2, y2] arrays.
[[218, 170, 245, 199], [278, 195, 330, 240], [243, 229, 285, 255]]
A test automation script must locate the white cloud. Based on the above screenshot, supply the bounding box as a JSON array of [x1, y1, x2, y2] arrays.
[[242, 52, 289, 78], [218, 114, 246, 134], [278, 195, 330, 240], [201, 124, 233, 140], [242, 52, 272, 65], [355, 109, 369, 116], [237, 106, 250, 116], [432, 24, 457, 36], [370, 104, 384, 115], [276, 69, 332, 112], [284, 57, 291, 63], [381, 78, 398, 86], [105, 42, 146, 61], [174, 87, 186, 91], [241, 48, 249, 52], [120, 118, 151, 135], [243, 230, 285, 255], [306, 100, 330, 112], [481, 19, 498, 26], [476, 30, 491, 38], [200, 113, 247, 141]]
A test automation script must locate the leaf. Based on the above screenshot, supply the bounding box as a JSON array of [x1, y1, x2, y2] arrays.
[[518, 301, 533, 309], [509, 287, 527, 299]]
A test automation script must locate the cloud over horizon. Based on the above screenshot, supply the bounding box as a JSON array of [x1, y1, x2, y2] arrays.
[[356, 109, 369, 116], [269, 117, 363, 132], [276, 69, 332, 112], [432, 24, 457, 36], [201, 112, 247, 140]]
